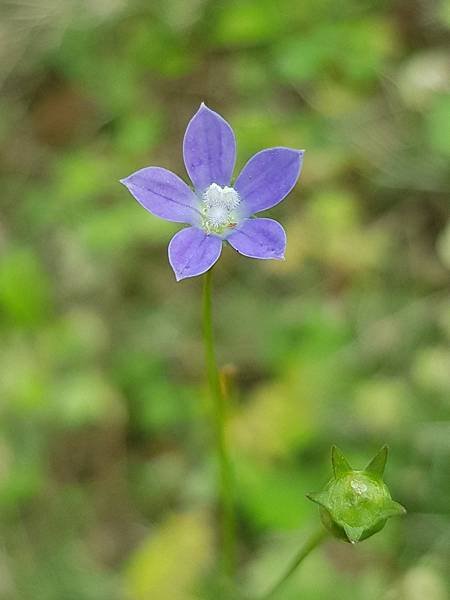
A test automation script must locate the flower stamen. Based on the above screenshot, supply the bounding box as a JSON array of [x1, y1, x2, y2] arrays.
[[201, 183, 241, 235]]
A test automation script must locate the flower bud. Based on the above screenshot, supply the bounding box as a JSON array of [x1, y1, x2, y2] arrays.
[[307, 446, 406, 544]]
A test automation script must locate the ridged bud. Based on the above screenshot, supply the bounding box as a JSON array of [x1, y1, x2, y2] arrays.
[[307, 446, 406, 544]]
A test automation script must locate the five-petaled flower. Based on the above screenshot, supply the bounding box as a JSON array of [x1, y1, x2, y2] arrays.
[[120, 103, 304, 281]]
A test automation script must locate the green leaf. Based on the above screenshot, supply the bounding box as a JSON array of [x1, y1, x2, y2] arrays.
[[306, 491, 329, 509], [382, 500, 407, 518], [365, 445, 388, 478], [343, 524, 365, 544], [331, 446, 352, 478]]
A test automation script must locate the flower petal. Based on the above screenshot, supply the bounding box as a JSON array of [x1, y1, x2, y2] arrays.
[[183, 103, 236, 192], [121, 167, 200, 224], [234, 147, 304, 214], [227, 218, 286, 260], [168, 227, 223, 281]]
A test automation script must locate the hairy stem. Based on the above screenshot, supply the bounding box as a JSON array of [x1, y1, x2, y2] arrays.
[[202, 267, 235, 577]]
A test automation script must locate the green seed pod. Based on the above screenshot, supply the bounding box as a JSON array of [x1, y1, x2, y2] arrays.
[[307, 446, 406, 544]]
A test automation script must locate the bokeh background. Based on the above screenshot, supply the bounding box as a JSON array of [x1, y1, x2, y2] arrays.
[[1, 0, 449, 598]]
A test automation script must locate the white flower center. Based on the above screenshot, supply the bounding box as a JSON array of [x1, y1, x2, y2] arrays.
[[201, 183, 241, 234]]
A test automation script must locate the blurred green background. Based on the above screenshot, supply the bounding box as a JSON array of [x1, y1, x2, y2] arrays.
[[0, 0, 449, 598]]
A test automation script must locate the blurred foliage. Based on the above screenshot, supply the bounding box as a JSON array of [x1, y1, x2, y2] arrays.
[[0, 0, 449, 598]]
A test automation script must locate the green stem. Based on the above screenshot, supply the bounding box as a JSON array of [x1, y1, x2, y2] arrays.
[[202, 267, 235, 577], [260, 528, 328, 599]]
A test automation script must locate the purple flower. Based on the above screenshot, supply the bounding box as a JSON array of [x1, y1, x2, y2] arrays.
[[121, 104, 304, 281]]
